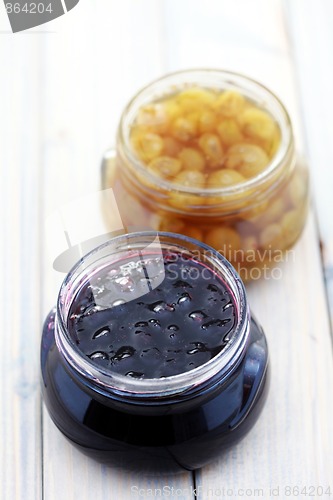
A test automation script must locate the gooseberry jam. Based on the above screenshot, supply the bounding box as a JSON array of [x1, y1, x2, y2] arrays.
[[41, 232, 269, 472], [103, 69, 309, 280]]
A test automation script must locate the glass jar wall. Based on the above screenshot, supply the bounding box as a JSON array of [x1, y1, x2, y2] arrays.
[[102, 70, 309, 281], [41, 232, 269, 472]]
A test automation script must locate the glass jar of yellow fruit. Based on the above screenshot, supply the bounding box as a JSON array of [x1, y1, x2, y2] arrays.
[[102, 69, 309, 281]]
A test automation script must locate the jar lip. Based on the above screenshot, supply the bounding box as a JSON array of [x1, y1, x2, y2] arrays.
[[118, 68, 294, 197], [55, 231, 250, 399]]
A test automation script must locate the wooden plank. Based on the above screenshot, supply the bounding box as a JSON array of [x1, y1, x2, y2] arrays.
[[196, 213, 333, 498], [161, 0, 305, 146], [40, 1, 194, 498], [285, 0, 333, 327], [159, 0, 333, 496], [41, 0, 171, 303], [0, 36, 43, 500]]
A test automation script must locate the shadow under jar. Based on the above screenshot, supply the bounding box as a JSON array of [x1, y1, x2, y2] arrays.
[[41, 232, 269, 473], [102, 69, 309, 281]]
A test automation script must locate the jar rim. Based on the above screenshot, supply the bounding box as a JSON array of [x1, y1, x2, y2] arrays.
[[118, 68, 294, 198], [55, 231, 250, 400]]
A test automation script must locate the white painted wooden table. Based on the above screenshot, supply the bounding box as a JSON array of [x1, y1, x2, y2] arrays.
[[1, 1, 333, 499]]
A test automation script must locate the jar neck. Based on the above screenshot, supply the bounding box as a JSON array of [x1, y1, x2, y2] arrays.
[[116, 68, 295, 215], [54, 232, 251, 404]]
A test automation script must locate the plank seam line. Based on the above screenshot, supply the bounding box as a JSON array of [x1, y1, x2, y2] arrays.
[[282, 0, 333, 353], [38, 37, 46, 500]]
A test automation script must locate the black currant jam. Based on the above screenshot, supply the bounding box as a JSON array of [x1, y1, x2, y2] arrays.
[[41, 232, 269, 473], [68, 252, 236, 379]]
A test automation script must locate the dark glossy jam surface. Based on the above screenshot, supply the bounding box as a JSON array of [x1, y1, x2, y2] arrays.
[[68, 251, 236, 378]]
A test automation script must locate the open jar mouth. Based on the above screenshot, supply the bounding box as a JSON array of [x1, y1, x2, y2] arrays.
[[118, 68, 294, 199], [55, 232, 250, 399]]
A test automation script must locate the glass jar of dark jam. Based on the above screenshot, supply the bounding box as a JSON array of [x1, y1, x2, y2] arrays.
[[41, 232, 269, 473]]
